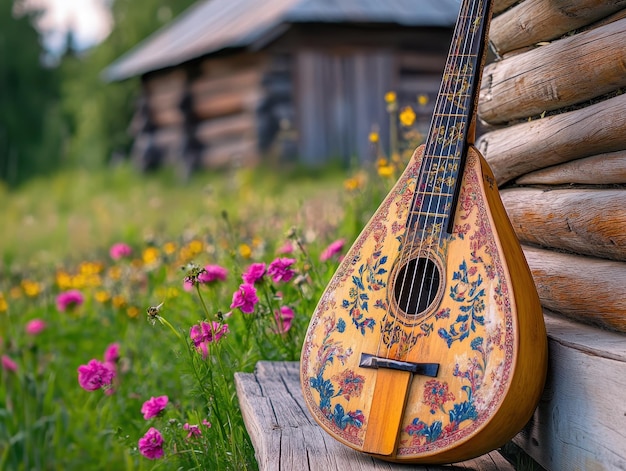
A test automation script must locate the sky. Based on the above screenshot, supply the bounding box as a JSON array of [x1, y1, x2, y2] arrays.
[[23, 0, 113, 53]]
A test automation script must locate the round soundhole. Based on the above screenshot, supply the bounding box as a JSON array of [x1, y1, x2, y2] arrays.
[[393, 257, 441, 317]]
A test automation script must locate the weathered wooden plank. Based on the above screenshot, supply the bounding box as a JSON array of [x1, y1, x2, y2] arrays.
[[515, 150, 626, 185], [501, 188, 626, 261], [193, 89, 262, 120], [489, 0, 626, 55], [523, 245, 626, 332], [195, 113, 256, 143], [479, 18, 626, 124], [235, 362, 516, 471], [190, 68, 262, 97], [514, 313, 626, 471], [476, 92, 626, 185]]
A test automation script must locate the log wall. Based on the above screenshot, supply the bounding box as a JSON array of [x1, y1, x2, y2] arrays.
[[478, 0, 626, 333]]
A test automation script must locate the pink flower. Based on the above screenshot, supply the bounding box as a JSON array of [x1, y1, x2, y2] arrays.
[[276, 241, 294, 254], [242, 263, 266, 285], [138, 427, 164, 460], [2, 355, 17, 373], [104, 343, 120, 364], [56, 290, 84, 312], [202, 419, 212, 428], [267, 258, 296, 283], [77, 359, 115, 391], [109, 242, 133, 260], [274, 306, 295, 334], [190, 321, 229, 358], [230, 283, 259, 314], [25, 319, 46, 335], [141, 395, 169, 420], [320, 238, 346, 262], [183, 423, 202, 439], [198, 264, 228, 284]]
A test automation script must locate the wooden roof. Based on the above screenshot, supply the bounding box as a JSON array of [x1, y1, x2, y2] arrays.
[[103, 0, 460, 81]]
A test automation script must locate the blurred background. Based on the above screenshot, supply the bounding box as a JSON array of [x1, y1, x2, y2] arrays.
[[0, 0, 457, 187]]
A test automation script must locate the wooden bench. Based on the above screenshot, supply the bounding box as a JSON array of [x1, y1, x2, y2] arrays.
[[235, 361, 516, 471]]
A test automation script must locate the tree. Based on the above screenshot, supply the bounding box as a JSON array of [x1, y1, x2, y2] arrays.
[[0, 0, 61, 186]]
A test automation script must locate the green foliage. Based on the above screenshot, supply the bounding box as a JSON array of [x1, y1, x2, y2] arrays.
[[0, 163, 385, 470], [0, 0, 62, 186]]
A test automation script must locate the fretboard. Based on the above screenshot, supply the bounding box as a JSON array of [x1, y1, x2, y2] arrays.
[[409, 0, 492, 235]]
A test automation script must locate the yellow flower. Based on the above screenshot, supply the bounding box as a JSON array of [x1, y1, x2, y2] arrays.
[[0, 293, 8, 312], [21, 280, 41, 297], [239, 243, 252, 259], [384, 91, 397, 104], [79, 261, 103, 276], [344, 177, 360, 191], [378, 165, 394, 178], [155, 286, 180, 300], [399, 106, 416, 127], [142, 247, 160, 265], [187, 240, 203, 256], [418, 94, 429, 107], [112, 295, 127, 309], [368, 131, 379, 143], [126, 306, 140, 318], [94, 290, 111, 303], [56, 271, 73, 290], [107, 265, 122, 281], [163, 241, 177, 255]]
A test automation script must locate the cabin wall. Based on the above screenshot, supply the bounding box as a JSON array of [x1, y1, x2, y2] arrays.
[[477, 0, 626, 333]]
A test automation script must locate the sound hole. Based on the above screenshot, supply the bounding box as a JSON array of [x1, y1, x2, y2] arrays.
[[394, 257, 441, 316]]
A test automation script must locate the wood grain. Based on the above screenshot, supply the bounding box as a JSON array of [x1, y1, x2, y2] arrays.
[[501, 188, 626, 261], [523, 246, 626, 332], [489, 0, 626, 55], [476, 93, 626, 185], [479, 18, 626, 124], [515, 150, 626, 185], [514, 313, 626, 471], [235, 362, 516, 470]]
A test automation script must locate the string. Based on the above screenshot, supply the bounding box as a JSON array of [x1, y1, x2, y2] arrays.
[[377, 0, 489, 362]]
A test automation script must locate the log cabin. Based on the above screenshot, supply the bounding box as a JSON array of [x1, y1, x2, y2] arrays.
[[475, 0, 626, 469], [103, 0, 461, 176]]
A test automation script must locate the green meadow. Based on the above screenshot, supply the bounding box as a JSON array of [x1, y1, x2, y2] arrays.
[[0, 161, 392, 470]]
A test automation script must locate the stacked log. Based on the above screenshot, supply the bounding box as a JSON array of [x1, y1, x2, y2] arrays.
[[477, 0, 626, 333]]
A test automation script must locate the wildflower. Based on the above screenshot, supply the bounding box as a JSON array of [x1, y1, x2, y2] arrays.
[[274, 306, 295, 334], [127, 306, 140, 318], [399, 106, 416, 127], [368, 131, 379, 143], [109, 242, 133, 260], [2, 355, 17, 373], [230, 283, 259, 314], [239, 243, 252, 259], [276, 241, 294, 255], [320, 239, 346, 262], [141, 395, 169, 420], [190, 321, 229, 346], [21, 280, 41, 297], [77, 359, 115, 391], [202, 419, 212, 428], [94, 290, 111, 303], [0, 293, 7, 312], [377, 158, 394, 178], [55, 271, 73, 290], [418, 94, 429, 107], [182, 262, 206, 289], [146, 302, 164, 325], [267, 257, 296, 283], [242, 263, 266, 285], [384, 91, 397, 103], [56, 290, 84, 312], [183, 423, 202, 439], [104, 343, 120, 364], [163, 241, 177, 255], [142, 247, 160, 265], [198, 264, 228, 284], [25, 319, 46, 336], [112, 295, 127, 309], [138, 427, 164, 460]]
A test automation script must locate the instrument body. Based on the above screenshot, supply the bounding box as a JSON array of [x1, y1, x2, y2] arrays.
[[300, 145, 547, 463], [300, 0, 547, 462]]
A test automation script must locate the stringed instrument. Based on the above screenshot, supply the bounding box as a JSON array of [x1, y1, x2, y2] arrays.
[[300, 0, 547, 464]]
